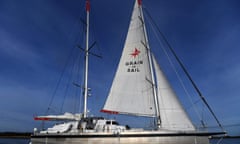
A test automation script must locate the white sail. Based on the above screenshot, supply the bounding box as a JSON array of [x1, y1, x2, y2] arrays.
[[101, 0, 156, 117], [152, 56, 195, 131], [102, 0, 195, 131]]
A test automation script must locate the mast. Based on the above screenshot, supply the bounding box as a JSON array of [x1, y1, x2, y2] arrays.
[[137, 0, 161, 128], [83, 0, 90, 118]]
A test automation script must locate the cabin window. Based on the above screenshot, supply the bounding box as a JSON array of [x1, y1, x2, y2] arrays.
[[106, 121, 119, 125], [112, 121, 119, 125]]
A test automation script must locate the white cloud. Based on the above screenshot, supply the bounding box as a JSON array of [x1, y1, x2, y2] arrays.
[[0, 28, 41, 67]]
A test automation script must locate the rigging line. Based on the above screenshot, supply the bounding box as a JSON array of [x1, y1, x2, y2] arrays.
[[144, 8, 224, 131], [207, 123, 240, 128], [77, 7, 88, 114], [185, 98, 202, 110], [45, 46, 76, 115], [90, 7, 103, 59], [73, 53, 82, 113], [73, 55, 80, 113], [46, 0, 86, 113], [60, 51, 79, 113], [144, 9, 203, 125], [59, 7, 87, 114]]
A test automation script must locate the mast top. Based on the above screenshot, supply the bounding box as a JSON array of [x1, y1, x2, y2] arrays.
[[137, 0, 142, 6], [86, 0, 90, 12]]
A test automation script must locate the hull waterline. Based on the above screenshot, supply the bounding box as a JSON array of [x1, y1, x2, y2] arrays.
[[31, 136, 209, 144], [30, 131, 224, 144]]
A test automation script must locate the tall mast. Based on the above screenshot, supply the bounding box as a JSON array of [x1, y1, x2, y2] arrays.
[[137, 0, 161, 127], [83, 0, 90, 118]]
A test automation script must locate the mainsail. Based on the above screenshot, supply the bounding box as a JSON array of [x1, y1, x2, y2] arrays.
[[101, 0, 156, 117]]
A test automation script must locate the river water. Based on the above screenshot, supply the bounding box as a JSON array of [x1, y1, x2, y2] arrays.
[[0, 138, 239, 144]]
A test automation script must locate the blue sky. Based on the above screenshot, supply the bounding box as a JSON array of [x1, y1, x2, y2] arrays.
[[0, 0, 240, 135]]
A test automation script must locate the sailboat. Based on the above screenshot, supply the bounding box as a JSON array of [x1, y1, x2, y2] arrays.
[[31, 0, 226, 144]]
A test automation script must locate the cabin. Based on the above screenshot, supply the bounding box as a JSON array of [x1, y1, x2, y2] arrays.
[[79, 117, 126, 133]]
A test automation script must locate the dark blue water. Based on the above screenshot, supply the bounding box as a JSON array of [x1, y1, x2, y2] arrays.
[[210, 138, 240, 144], [0, 139, 30, 144], [0, 138, 239, 144]]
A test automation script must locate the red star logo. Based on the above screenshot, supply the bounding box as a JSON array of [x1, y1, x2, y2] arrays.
[[130, 48, 141, 58]]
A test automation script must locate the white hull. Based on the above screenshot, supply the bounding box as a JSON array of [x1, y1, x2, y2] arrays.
[[31, 136, 209, 144], [31, 130, 213, 144]]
